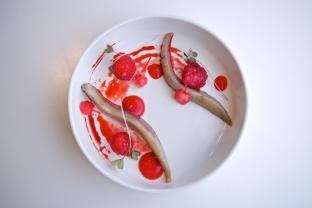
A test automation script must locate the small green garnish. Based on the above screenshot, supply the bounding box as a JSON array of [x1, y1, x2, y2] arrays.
[[191, 51, 198, 57], [104, 44, 114, 53], [184, 48, 198, 63], [112, 158, 124, 169], [108, 65, 113, 71], [188, 57, 196, 63], [131, 151, 141, 160]]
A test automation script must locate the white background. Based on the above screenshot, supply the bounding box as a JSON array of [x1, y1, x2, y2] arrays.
[[1, 0, 311, 207]]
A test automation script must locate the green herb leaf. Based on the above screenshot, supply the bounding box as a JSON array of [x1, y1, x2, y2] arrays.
[[112, 158, 124, 169], [131, 151, 141, 160], [108, 65, 113, 71], [188, 57, 196, 63], [184, 49, 198, 62], [191, 51, 198, 57], [105, 44, 114, 53]]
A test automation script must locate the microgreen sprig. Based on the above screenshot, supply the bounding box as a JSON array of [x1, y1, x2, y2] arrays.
[[131, 151, 141, 160], [184, 48, 198, 63], [104, 44, 114, 53], [112, 158, 124, 169]]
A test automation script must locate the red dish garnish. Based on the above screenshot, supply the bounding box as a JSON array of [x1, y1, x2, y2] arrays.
[[139, 152, 164, 180], [182, 62, 208, 90], [214, 75, 228, 91], [133, 73, 148, 87], [110, 132, 130, 156], [174, 89, 192, 105], [147, 64, 163, 79], [79, 100, 94, 115], [112, 55, 136, 80], [122, 95, 145, 118]]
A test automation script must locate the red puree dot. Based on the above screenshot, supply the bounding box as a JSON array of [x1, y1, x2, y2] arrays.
[[214, 75, 228, 91], [79, 100, 94, 115], [133, 73, 147, 87], [147, 64, 163, 79], [122, 95, 145, 118], [139, 152, 163, 180]]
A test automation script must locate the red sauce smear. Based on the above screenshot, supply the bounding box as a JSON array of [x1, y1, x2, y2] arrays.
[[102, 153, 109, 160], [170, 47, 183, 58], [84, 117, 93, 142], [132, 134, 150, 153], [88, 115, 101, 146], [139, 152, 163, 180], [100, 146, 111, 154], [134, 53, 159, 63], [84, 116, 110, 160], [170, 47, 181, 53], [172, 57, 187, 76], [99, 80, 106, 93], [214, 75, 228, 91], [126, 45, 161, 84], [130, 46, 156, 56], [173, 57, 187, 69], [104, 77, 130, 101], [135, 56, 152, 74], [92, 51, 105, 70], [97, 115, 119, 144], [96, 114, 150, 153]]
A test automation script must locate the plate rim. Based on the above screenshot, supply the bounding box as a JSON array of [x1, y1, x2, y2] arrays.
[[68, 15, 248, 193]]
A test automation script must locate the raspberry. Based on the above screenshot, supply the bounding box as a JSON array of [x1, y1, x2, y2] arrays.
[[110, 132, 130, 156], [122, 95, 145, 118], [182, 63, 208, 90], [133, 73, 147, 87], [186, 61, 200, 68], [112, 55, 136, 80], [174, 89, 192, 105]]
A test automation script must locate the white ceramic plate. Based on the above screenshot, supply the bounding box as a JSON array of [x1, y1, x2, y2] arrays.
[[68, 16, 247, 192]]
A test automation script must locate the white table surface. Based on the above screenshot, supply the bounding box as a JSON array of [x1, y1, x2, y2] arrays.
[[1, 0, 311, 207]]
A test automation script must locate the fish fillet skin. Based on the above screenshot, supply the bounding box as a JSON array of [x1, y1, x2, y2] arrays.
[[160, 33, 232, 126], [81, 83, 172, 183]]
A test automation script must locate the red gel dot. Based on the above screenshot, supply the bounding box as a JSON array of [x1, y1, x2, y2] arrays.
[[214, 75, 228, 91], [79, 100, 94, 115], [122, 95, 145, 118], [147, 64, 163, 79], [139, 152, 163, 180]]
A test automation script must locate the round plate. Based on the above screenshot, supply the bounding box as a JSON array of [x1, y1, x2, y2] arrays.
[[68, 16, 247, 192]]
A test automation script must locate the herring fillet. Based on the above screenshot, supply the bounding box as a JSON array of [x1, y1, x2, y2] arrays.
[[160, 33, 232, 126], [81, 83, 172, 183]]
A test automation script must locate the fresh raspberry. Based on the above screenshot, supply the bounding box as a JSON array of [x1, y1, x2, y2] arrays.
[[174, 89, 192, 105], [182, 63, 208, 90], [110, 132, 130, 156], [112, 55, 136, 80], [186, 61, 200, 68], [133, 73, 147, 87], [122, 95, 145, 118]]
